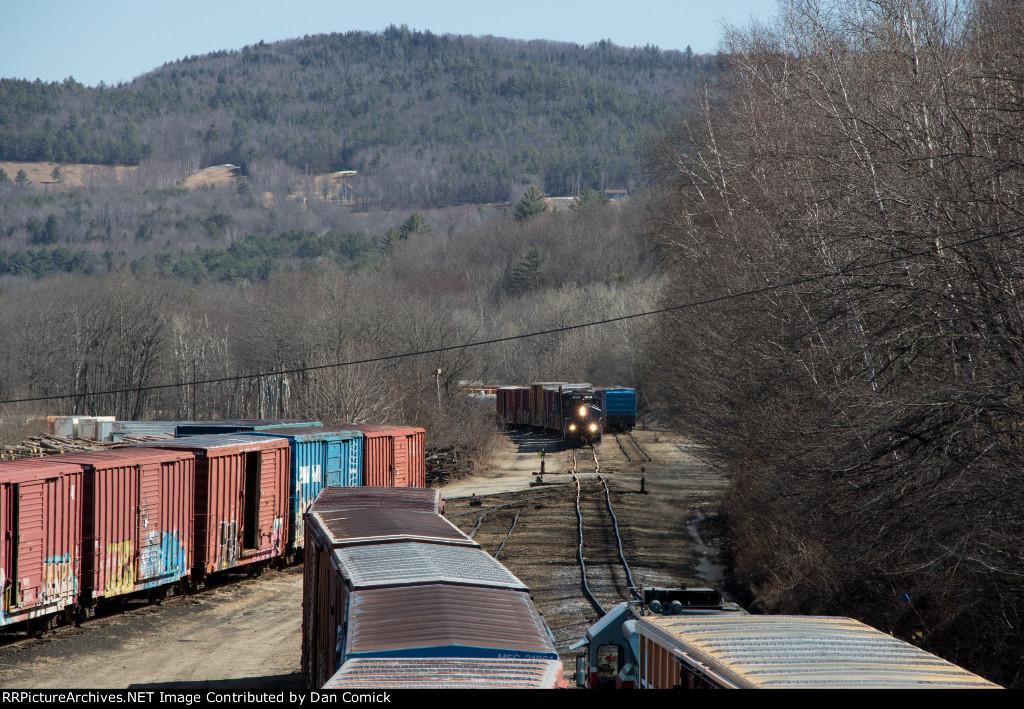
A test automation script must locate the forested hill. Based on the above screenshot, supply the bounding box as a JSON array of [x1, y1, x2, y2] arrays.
[[0, 27, 722, 207]]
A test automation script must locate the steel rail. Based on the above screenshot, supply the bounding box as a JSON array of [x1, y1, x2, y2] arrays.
[[627, 432, 653, 461]]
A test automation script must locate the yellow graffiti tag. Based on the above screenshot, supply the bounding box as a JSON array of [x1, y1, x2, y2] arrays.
[[105, 541, 136, 596]]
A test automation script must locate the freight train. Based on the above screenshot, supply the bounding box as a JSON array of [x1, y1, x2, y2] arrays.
[[495, 383, 637, 446], [576, 587, 1000, 689], [302, 486, 567, 689], [0, 420, 426, 633]]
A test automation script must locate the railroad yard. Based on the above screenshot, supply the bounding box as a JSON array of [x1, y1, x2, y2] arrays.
[[0, 428, 727, 688]]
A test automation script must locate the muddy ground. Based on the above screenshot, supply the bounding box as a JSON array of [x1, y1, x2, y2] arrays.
[[0, 429, 728, 688]]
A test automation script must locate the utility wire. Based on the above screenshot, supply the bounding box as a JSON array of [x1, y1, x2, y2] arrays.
[[1, 226, 1018, 406]]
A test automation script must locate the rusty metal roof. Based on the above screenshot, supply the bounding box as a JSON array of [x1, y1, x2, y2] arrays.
[[346, 584, 557, 660], [26, 447, 194, 467], [639, 614, 1000, 688], [322, 658, 565, 689], [333, 542, 526, 590], [308, 507, 476, 548], [310, 485, 441, 513], [127, 434, 288, 453]]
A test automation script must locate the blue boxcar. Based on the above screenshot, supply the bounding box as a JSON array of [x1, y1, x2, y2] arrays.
[[596, 387, 637, 432], [237, 426, 363, 556]]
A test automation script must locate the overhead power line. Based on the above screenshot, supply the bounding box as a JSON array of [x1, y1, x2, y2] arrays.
[[0, 227, 1018, 407]]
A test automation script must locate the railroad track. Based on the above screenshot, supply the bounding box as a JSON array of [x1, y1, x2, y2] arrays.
[[612, 432, 653, 463], [571, 448, 635, 617], [446, 448, 636, 622]]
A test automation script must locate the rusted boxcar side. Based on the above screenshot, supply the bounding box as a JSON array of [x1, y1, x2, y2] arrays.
[[239, 426, 363, 555], [335, 424, 426, 488], [133, 435, 290, 578], [22, 448, 195, 608], [0, 460, 83, 629]]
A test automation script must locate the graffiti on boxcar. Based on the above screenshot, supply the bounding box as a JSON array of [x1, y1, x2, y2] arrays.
[[0, 568, 8, 615], [219, 521, 239, 568], [139, 530, 186, 580], [105, 540, 136, 596], [269, 516, 284, 551], [42, 551, 77, 601]]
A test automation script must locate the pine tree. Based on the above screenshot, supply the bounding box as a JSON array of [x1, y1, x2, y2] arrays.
[[514, 186, 547, 221], [574, 186, 610, 210], [508, 246, 546, 293], [379, 227, 403, 255], [399, 212, 431, 237], [15, 169, 30, 187]]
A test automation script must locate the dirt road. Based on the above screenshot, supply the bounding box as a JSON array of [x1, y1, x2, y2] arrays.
[[0, 429, 727, 688]]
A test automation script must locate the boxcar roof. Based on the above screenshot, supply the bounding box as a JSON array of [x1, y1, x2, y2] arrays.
[[0, 458, 84, 482], [310, 486, 441, 513], [129, 434, 288, 452], [330, 423, 425, 436], [639, 614, 1000, 689], [322, 658, 565, 689], [240, 426, 362, 442], [25, 447, 194, 467], [308, 507, 475, 548], [346, 584, 557, 659], [333, 542, 526, 591]]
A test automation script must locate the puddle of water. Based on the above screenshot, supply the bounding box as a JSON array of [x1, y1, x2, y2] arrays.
[[688, 513, 725, 589]]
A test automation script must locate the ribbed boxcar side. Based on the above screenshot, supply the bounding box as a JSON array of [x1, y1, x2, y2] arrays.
[[132, 435, 290, 578], [596, 387, 637, 432], [239, 427, 363, 554], [336, 424, 426, 488], [0, 461, 83, 629], [24, 449, 196, 607]]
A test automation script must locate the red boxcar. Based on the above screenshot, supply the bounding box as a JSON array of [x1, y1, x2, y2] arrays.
[[334, 425, 426, 488], [0, 459, 83, 629], [133, 435, 290, 578], [24, 448, 195, 607], [497, 386, 531, 427]]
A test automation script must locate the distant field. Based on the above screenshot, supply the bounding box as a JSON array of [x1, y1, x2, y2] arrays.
[[0, 161, 137, 190]]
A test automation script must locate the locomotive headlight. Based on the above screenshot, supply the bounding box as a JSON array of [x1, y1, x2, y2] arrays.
[[569, 423, 576, 431], [589, 423, 598, 432], [579, 406, 587, 417]]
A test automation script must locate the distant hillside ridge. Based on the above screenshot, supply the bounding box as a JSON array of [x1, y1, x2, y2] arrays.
[[0, 27, 723, 208]]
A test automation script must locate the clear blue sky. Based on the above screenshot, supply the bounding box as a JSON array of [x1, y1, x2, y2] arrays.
[[0, 0, 775, 87]]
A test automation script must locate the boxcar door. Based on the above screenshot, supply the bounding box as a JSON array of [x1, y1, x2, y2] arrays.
[[14, 481, 44, 610], [137, 463, 163, 584], [324, 440, 342, 488], [393, 436, 409, 487], [1, 482, 20, 613]]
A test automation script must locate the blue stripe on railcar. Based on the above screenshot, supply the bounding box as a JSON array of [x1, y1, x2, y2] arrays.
[[239, 428, 363, 552]]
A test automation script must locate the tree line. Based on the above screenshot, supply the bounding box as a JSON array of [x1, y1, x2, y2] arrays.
[[0, 30, 724, 209], [647, 0, 1024, 687], [0, 192, 657, 463]]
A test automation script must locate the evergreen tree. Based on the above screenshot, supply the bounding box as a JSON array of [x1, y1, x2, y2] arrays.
[[379, 227, 403, 255], [51, 165, 64, 183], [514, 186, 547, 221], [508, 246, 546, 293], [398, 212, 431, 237], [0, 168, 9, 184], [574, 186, 610, 210], [15, 169, 30, 187]]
